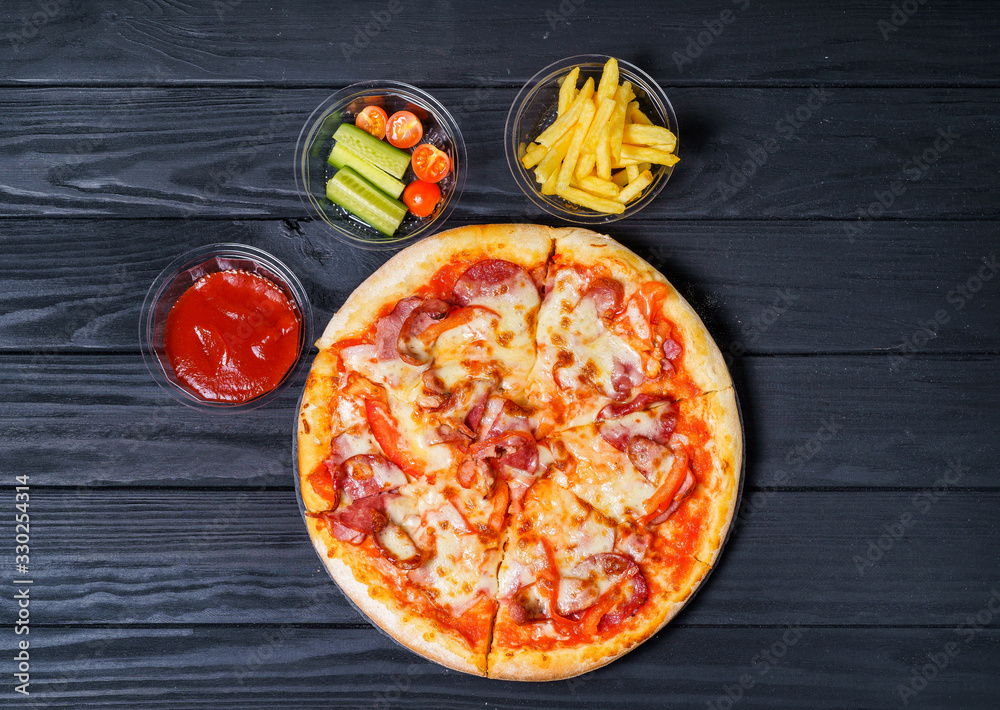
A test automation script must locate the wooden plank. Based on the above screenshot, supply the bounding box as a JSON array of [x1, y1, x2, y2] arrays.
[[2, 0, 998, 87], [8, 489, 997, 628], [0, 87, 997, 219], [1, 354, 996, 488], [0, 219, 997, 355], [17, 625, 1000, 708]]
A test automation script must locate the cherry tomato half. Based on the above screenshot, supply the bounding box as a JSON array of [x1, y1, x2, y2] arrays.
[[355, 106, 388, 140], [402, 180, 441, 218], [386, 110, 423, 149], [411, 144, 452, 183]]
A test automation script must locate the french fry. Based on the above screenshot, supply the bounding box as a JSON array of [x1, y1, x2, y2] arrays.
[[574, 151, 597, 181], [534, 131, 573, 183], [557, 185, 625, 214], [520, 142, 548, 169], [557, 67, 579, 116], [574, 76, 595, 105], [628, 103, 654, 125], [616, 169, 653, 203], [535, 78, 594, 147], [611, 154, 640, 169], [622, 123, 677, 149], [621, 143, 680, 166], [626, 163, 640, 183], [637, 161, 651, 174], [582, 97, 617, 153], [595, 125, 611, 180], [609, 81, 633, 162], [535, 101, 584, 148], [611, 169, 629, 187], [577, 174, 621, 199], [556, 100, 596, 190], [595, 57, 619, 104], [541, 165, 560, 195]]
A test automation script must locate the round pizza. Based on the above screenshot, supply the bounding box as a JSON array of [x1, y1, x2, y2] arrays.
[[296, 224, 742, 680]]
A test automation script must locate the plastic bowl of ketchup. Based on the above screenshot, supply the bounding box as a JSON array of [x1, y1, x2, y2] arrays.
[[140, 244, 313, 412]]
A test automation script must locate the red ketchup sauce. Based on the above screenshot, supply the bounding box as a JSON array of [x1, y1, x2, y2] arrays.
[[164, 270, 301, 403]]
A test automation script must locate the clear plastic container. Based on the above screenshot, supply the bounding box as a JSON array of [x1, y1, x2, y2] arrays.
[[295, 81, 467, 250], [506, 55, 679, 224], [139, 243, 313, 412]]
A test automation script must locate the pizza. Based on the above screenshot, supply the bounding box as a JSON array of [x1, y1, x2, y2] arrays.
[[296, 224, 742, 680]]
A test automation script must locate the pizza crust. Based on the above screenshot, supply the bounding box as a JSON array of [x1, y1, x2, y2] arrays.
[[297, 348, 339, 513]]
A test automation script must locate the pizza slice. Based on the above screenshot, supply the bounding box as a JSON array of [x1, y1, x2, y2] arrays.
[[314, 224, 553, 407], [528, 229, 731, 434], [488, 479, 710, 680], [298, 361, 507, 674], [541, 388, 742, 566], [303, 477, 504, 675]]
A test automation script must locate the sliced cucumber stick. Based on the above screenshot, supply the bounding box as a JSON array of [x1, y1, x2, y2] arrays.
[[326, 168, 407, 237], [328, 142, 405, 199], [332, 123, 411, 179]]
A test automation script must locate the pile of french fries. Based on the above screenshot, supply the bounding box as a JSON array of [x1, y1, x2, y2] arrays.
[[520, 58, 679, 214]]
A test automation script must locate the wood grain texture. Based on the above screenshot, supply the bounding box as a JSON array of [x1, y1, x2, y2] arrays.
[[1, 0, 997, 704], [2, 0, 998, 87], [17, 626, 1000, 708], [5, 489, 997, 628], [0, 87, 997, 219], [0, 219, 997, 354], [2, 354, 996, 488]]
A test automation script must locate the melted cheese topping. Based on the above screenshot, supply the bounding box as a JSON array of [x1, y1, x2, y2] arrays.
[[547, 428, 661, 522], [386, 483, 500, 615], [432, 275, 540, 397], [342, 345, 427, 395], [316, 258, 700, 631], [530, 268, 643, 428], [498, 480, 615, 591]]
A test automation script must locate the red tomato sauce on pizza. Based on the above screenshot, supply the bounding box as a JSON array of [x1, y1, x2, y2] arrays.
[[165, 270, 301, 402]]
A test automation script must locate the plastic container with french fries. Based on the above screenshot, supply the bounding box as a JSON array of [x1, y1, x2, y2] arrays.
[[506, 55, 679, 223]]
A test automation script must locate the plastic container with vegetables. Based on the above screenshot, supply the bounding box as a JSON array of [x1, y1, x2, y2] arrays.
[[325, 109, 453, 237]]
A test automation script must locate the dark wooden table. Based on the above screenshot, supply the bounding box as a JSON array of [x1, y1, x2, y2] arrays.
[[2, 1, 998, 708]]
